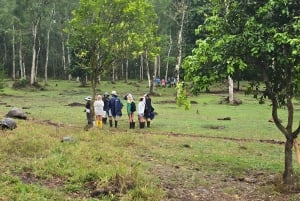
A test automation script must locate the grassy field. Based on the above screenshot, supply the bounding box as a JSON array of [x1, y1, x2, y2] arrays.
[[0, 79, 299, 201]]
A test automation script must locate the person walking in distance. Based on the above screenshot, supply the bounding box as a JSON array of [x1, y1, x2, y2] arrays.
[[94, 94, 104, 128], [138, 96, 145, 129], [108, 91, 123, 128], [126, 94, 136, 129], [102, 92, 110, 124]]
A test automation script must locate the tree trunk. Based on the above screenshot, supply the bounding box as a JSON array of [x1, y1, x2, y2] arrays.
[[35, 38, 41, 81], [174, 0, 186, 84], [165, 33, 172, 81], [112, 62, 115, 83], [158, 55, 161, 78], [30, 17, 41, 85], [44, 8, 54, 85], [152, 55, 158, 92], [262, 63, 300, 185], [145, 50, 152, 92], [19, 31, 25, 79], [19, 43, 23, 78], [125, 58, 128, 82], [228, 75, 234, 103], [283, 137, 294, 184], [140, 55, 144, 81], [61, 33, 66, 79], [67, 33, 72, 80], [12, 24, 16, 80]]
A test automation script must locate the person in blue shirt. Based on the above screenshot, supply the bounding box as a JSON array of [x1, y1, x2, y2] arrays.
[[108, 90, 123, 128]]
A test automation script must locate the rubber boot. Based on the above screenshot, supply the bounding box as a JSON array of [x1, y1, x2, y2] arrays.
[[147, 121, 150, 128], [109, 120, 113, 127], [132, 122, 135, 129], [129, 122, 132, 129], [102, 118, 107, 124], [115, 121, 118, 128], [140, 122, 145, 129], [99, 120, 103, 128]]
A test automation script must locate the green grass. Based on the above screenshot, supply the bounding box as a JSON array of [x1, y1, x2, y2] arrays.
[[0, 79, 299, 200]]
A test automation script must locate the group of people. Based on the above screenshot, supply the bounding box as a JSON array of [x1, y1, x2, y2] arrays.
[[154, 77, 177, 88], [84, 90, 154, 130]]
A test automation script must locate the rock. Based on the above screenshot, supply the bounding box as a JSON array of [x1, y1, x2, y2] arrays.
[[61, 136, 75, 142], [0, 118, 17, 130], [233, 99, 242, 105], [6, 108, 27, 120], [217, 117, 231, 120]]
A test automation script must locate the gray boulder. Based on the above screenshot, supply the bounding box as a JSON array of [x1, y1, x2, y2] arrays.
[[0, 118, 17, 130], [6, 108, 27, 120]]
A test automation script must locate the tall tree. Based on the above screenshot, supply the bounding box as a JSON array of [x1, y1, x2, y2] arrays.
[[184, 0, 300, 185], [174, 0, 187, 83], [29, 0, 50, 85], [44, 5, 55, 85], [69, 0, 158, 113]]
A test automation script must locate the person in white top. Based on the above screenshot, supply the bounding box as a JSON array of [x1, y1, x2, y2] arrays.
[[138, 96, 145, 128], [94, 95, 104, 128]]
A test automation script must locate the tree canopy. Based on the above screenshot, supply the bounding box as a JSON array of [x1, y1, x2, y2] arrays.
[[183, 0, 300, 184]]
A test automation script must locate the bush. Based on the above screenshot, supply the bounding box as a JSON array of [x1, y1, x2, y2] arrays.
[[12, 78, 29, 89]]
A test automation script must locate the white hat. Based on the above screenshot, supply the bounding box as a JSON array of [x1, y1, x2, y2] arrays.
[[84, 96, 92, 101], [111, 90, 117, 96]]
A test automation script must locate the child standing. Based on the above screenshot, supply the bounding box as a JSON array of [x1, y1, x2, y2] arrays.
[[94, 95, 104, 128], [138, 96, 145, 128], [126, 94, 136, 129]]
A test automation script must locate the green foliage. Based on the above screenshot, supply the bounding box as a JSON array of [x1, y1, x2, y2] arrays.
[[68, 0, 159, 101], [183, 0, 300, 184], [12, 78, 29, 89], [176, 81, 190, 110], [66, 64, 90, 87]]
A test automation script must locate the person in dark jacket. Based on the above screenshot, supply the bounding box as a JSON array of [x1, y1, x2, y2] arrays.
[[102, 92, 110, 124], [84, 96, 93, 130], [108, 91, 123, 128], [143, 93, 154, 128]]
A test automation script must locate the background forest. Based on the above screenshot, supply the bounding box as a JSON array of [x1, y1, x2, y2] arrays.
[[0, 0, 202, 87]]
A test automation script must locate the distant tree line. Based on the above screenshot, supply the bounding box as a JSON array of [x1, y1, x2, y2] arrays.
[[0, 0, 204, 87]]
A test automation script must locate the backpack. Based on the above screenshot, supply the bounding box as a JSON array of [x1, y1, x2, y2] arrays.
[[131, 102, 136, 112]]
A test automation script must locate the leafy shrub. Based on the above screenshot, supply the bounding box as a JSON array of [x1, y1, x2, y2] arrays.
[[12, 78, 29, 89]]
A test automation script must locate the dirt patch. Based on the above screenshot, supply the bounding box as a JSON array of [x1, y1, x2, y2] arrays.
[[145, 156, 299, 201], [156, 100, 177, 104], [155, 100, 198, 104], [67, 102, 85, 107], [90, 173, 136, 199]]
